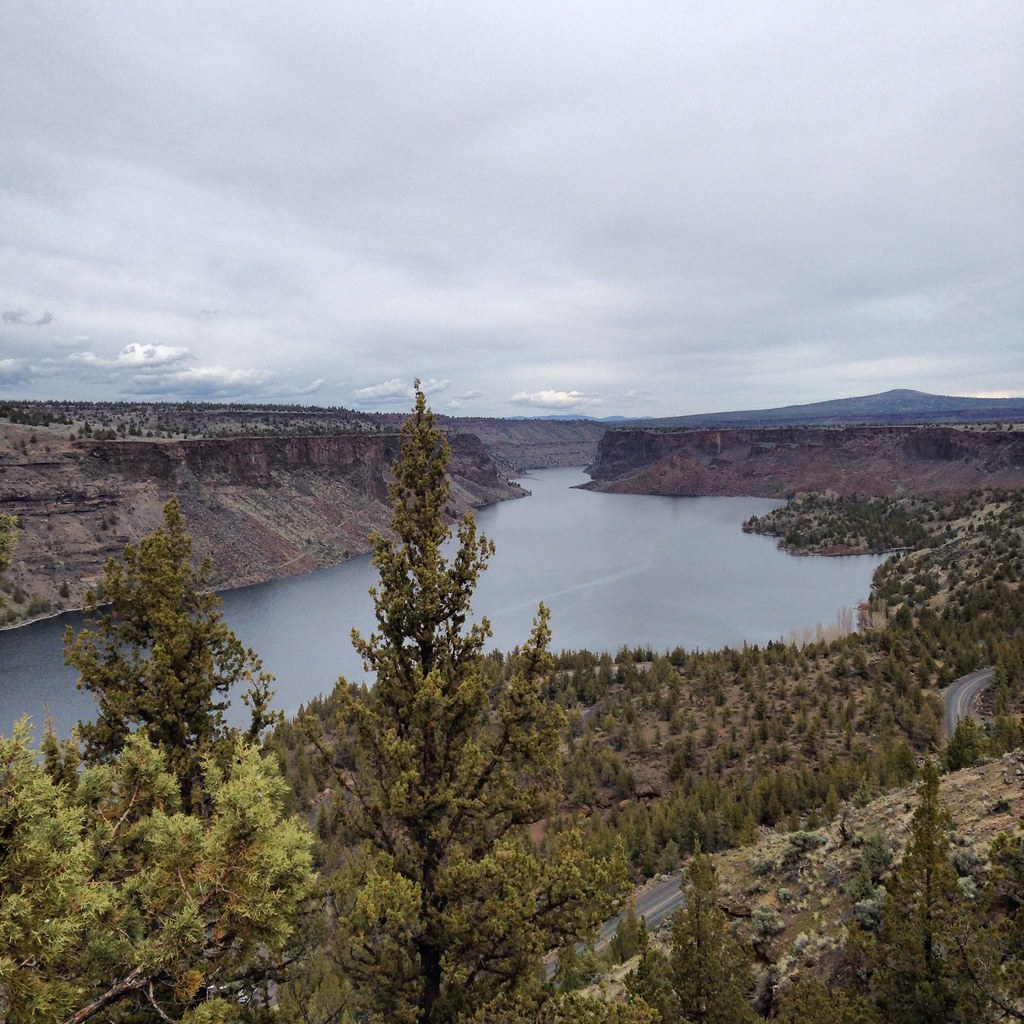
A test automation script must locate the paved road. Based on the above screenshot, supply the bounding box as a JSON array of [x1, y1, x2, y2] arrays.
[[942, 666, 994, 739], [593, 872, 686, 948], [546, 871, 686, 979], [622, 669, 997, 941], [552, 665, 994, 979]]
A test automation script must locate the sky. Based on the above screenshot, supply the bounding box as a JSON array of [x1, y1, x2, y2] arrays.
[[1, 2, 1021, 418]]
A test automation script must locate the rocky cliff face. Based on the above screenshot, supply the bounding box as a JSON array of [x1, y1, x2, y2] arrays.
[[441, 417, 606, 470], [585, 426, 1024, 497], [0, 425, 523, 626]]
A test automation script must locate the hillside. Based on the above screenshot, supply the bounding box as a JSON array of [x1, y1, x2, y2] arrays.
[[628, 388, 1024, 429], [585, 424, 1024, 498], [0, 421, 524, 627], [597, 755, 1024, 1004]]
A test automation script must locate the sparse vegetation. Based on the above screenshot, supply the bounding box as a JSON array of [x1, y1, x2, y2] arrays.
[[3, 394, 1024, 1020]]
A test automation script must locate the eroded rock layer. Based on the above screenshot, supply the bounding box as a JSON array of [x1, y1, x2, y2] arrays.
[[585, 426, 1024, 497], [1, 428, 523, 624]]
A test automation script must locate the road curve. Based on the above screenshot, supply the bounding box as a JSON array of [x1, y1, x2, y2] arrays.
[[943, 666, 994, 739], [552, 666, 995, 978]]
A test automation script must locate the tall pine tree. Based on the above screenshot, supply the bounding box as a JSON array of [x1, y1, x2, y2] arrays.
[[325, 385, 624, 1024]]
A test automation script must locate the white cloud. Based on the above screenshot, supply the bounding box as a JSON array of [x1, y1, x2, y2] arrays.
[[352, 379, 415, 404], [351, 377, 450, 406], [0, 358, 30, 384], [2, 309, 53, 326], [509, 389, 602, 410], [133, 365, 274, 396]]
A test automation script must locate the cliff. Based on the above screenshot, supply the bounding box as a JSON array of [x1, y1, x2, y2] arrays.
[[585, 425, 1024, 497], [0, 424, 524, 626], [439, 416, 606, 470]]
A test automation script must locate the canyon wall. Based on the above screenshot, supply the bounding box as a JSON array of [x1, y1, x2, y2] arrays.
[[442, 417, 606, 470], [585, 426, 1024, 498], [0, 426, 523, 625]]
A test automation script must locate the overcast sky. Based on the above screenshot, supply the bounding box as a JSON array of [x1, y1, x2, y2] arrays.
[[2, 2, 1021, 417]]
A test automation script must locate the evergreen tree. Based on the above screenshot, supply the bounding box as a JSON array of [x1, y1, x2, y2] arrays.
[[625, 918, 674, 1022], [986, 830, 1024, 1011], [0, 723, 314, 1022], [64, 498, 276, 802], [773, 978, 882, 1024], [860, 760, 994, 1023], [608, 900, 642, 964], [667, 845, 757, 1024], [944, 715, 984, 771], [324, 386, 625, 1024]]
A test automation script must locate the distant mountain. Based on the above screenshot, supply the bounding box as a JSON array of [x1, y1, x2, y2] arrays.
[[622, 389, 1024, 429]]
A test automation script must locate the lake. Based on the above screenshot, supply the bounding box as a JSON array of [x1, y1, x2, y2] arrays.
[[0, 467, 886, 737]]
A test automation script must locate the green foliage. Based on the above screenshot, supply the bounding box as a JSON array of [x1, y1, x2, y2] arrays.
[[64, 498, 277, 801], [846, 831, 892, 904], [320, 387, 626, 1024], [0, 513, 15, 573], [744, 493, 928, 555], [0, 513, 16, 606], [0, 723, 314, 1023], [944, 716, 984, 771], [632, 847, 758, 1024], [624, 918, 674, 1022], [988, 829, 1024, 1009], [854, 761, 995, 1023], [774, 978, 882, 1024], [607, 901, 642, 965]]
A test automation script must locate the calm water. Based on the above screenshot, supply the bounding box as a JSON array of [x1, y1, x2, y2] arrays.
[[0, 468, 886, 737]]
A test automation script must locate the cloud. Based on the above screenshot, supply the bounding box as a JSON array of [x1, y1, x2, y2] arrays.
[[130, 364, 275, 398], [0, 4, 1020, 412], [290, 378, 325, 397], [509, 389, 602, 411], [116, 342, 191, 367], [69, 350, 103, 365], [0, 358, 31, 384], [3, 309, 53, 326], [352, 379, 415, 404], [351, 377, 451, 406]]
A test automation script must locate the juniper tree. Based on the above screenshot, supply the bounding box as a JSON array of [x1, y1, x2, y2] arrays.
[[859, 760, 995, 1023], [0, 723, 314, 1023], [64, 498, 276, 802], [666, 845, 758, 1024], [944, 715, 984, 771], [324, 385, 624, 1024]]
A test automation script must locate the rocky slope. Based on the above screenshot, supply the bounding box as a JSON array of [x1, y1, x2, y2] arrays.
[[0, 423, 524, 626], [597, 754, 1024, 1003], [439, 416, 606, 470], [585, 425, 1024, 498]]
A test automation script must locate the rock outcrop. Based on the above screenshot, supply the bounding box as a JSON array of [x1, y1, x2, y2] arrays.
[[0, 426, 523, 625], [585, 425, 1024, 498], [441, 417, 606, 471]]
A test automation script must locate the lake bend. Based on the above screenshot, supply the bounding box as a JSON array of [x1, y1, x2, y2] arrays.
[[0, 467, 888, 737]]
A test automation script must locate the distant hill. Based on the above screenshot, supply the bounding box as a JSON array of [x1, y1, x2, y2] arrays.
[[623, 389, 1024, 429]]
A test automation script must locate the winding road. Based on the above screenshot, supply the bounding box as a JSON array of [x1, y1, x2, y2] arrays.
[[943, 666, 994, 739], [552, 665, 995, 977], [621, 667, 998, 939]]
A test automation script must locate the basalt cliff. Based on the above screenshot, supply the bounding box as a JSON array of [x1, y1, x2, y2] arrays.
[[585, 425, 1024, 498], [0, 425, 523, 626]]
